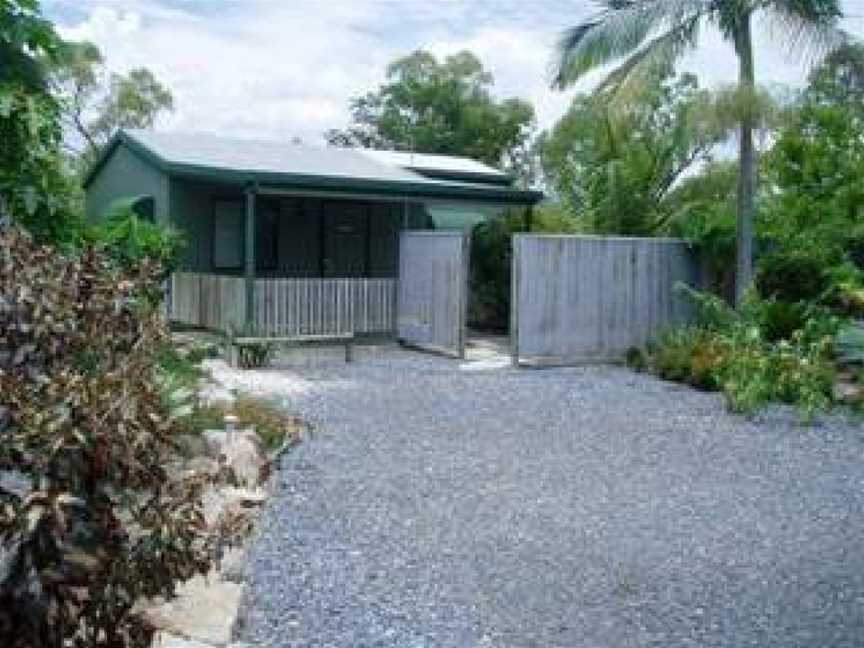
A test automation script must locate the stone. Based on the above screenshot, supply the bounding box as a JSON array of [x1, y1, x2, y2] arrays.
[[152, 633, 216, 648], [203, 486, 268, 528], [142, 574, 243, 646], [202, 429, 267, 487], [833, 380, 864, 403], [218, 545, 246, 583], [184, 456, 220, 476]]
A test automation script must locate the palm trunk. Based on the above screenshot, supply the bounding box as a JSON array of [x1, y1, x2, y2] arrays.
[[735, 11, 756, 305]]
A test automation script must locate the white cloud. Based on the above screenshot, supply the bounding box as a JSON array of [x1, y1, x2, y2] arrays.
[[49, 0, 864, 145]]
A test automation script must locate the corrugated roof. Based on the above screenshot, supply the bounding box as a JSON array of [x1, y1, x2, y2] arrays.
[[125, 130, 432, 185], [84, 130, 543, 205]]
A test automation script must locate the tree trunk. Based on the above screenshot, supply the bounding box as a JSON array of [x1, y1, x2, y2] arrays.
[[735, 10, 756, 305]]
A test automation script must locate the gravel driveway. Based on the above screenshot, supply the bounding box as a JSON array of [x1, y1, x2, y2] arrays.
[[237, 344, 864, 648]]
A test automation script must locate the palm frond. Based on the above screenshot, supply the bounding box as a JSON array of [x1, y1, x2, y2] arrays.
[[766, 0, 848, 66], [596, 13, 701, 103], [552, 0, 709, 88]]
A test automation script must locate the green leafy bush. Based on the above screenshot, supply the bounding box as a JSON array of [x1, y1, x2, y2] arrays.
[[87, 201, 184, 276], [755, 251, 830, 303], [651, 286, 836, 416], [0, 225, 233, 647]]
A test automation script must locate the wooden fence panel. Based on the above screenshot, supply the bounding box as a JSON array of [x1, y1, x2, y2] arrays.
[[511, 235, 700, 365], [397, 231, 469, 358], [170, 272, 396, 336]]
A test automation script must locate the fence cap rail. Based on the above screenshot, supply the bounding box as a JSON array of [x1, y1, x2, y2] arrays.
[[513, 233, 691, 245]]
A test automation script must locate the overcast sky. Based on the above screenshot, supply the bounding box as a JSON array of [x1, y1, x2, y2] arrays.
[[44, 0, 864, 144]]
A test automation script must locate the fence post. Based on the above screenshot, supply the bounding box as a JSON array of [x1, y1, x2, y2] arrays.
[[244, 182, 257, 331], [510, 234, 521, 367]]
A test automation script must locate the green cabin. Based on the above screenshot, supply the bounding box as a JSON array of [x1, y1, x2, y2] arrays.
[[84, 129, 542, 337]]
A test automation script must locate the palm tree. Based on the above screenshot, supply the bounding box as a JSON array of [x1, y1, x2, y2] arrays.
[[553, 0, 846, 304]]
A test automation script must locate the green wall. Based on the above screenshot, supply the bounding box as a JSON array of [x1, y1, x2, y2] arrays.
[[85, 144, 170, 224]]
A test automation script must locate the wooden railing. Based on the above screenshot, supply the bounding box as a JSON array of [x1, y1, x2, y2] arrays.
[[170, 272, 397, 336]]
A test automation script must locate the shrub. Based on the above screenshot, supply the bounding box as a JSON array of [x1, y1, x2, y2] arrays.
[[651, 287, 836, 416], [0, 225, 232, 647], [756, 251, 830, 303], [87, 201, 184, 277]]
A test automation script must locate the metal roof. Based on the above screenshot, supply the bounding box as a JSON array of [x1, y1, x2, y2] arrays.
[[84, 130, 543, 206]]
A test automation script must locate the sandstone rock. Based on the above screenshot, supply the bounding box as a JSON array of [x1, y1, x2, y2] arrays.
[[203, 486, 268, 528], [184, 456, 220, 476], [153, 633, 216, 648], [202, 429, 266, 487], [833, 380, 864, 403], [218, 545, 246, 583], [142, 574, 243, 646]]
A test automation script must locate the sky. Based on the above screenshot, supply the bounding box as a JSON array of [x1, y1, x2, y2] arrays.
[[43, 0, 864, 145]]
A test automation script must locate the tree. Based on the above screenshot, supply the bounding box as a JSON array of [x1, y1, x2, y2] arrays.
[[0, 0, 81, 244], [552, 0, 846, 303], [50, 41, 174, 168], [0, 0, 57, 90], [539, 71, 719, 235], [763, 54, 864, 267], [326, 50, 535, 179]]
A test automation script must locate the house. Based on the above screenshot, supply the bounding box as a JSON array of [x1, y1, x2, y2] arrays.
[[84, 129, 542, 338]]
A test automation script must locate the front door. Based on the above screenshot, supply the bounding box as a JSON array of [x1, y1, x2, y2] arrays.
[[322, 201, 368, 277], [397, 230, 470, 358]]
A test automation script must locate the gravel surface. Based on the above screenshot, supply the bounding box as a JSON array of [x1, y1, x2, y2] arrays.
[[237, 344, 864, 647]]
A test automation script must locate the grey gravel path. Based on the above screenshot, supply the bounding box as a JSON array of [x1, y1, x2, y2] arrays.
[[237, 344, 864, 648]]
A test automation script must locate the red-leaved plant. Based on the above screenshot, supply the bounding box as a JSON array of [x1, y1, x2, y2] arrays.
[[0, 225, 237, 647]]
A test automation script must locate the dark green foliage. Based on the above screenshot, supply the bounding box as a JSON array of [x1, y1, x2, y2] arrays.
[[0, 2, 83, 247], [325, 50, 535, 178], [624, 346, 648, 372], [755, 251, 829, 303], [469, 212, 525, 331]]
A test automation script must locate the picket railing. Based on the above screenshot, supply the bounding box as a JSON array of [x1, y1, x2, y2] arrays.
[[170, 272, 397, 336]]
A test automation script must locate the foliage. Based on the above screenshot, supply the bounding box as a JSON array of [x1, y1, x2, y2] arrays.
[[552, 0, 845, 302], [0, 225, 233, 647], [49, 40, 174, 170], [469, 211, 523, 330], [0, 0, 59, 91], [86, 200, 184, 276], [0, 3, 83, 246], [325, 50, 535, 179], [651, 286, 838, 416], [666, 161, 738, 296], [759, 45, 864, 319], [538, 71, 719, 235]]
